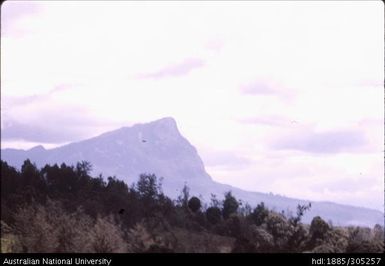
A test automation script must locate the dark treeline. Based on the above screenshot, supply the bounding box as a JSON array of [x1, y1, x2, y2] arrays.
[[1, 160, 384, 253]]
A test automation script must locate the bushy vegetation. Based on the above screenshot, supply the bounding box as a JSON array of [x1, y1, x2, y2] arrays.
[[1, 160, 383, 253]]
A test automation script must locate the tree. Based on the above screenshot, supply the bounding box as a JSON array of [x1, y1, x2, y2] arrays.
[[238, 202, 252, 217], [250, 202, 269, 226], [309, 216, 330, 241], [176, 184, 190, 209], [286, 203, 311, 252], [188, 197, 201, 213], [373, 224, 384, 242], [289, 203, 311, 227], [1, 161, 21, 197], [210, 194, 221, 208], [265, 212, 294, 251], [345, 226, 383, 253], [76, 161, 92, 177], [21, 159, 39, 180], [136, 173, 162, 201], [233, 224, 274, 252], [206, 207, 222, 225], [222, 191, 238, 219], [21, 159, 45, 196]]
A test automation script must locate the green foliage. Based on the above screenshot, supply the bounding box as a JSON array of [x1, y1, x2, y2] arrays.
[[311, 243, 336, 253], [176, 184, 190, 208], [238, 202, 252, 217], [206, 207, 222, 225], [136, 173, 162, 201], [250, 202, 269, 226], [249, 225, 274, 251], [188, 197, 201, 213], [345, 226, 384, 253], [232, 224, 274, 252], [265, 211, 294, 251], [1, 221, 20, 253], [21, 160, 40, 180], [372, 224, 384, 242], [222, 191, 239, 219], [127, 216, 176, 253], [127, 222, 155, 252], [209, 194, 221, 208], [6, 200, 128, 253], [88, 215, 128, 253], [310, 216, 330, 241], [1, 159, 383, 253], [76, 161, 92, 177], [171, 228, 234, 252], [290, 203, 311, 227], [288, 223, 308, 252], [284, 203, 312, 252], [220, 214, 243, 237]]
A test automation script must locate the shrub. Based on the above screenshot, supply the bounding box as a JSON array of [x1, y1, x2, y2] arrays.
[[88, 215, 128, 253], [188, 197, 201, 213], [309, 216, 330, 241], [265, 212, 294, 251], [206, 207, 222, 225]]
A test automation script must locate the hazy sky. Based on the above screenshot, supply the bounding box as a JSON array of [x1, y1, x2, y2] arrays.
[[1, 1, 384, 210]]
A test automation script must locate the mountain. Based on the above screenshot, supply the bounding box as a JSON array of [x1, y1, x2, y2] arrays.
[[1, 117, 383, 226]]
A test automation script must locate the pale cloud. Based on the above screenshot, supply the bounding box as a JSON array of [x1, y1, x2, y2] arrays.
[[239, 80, 278, 95], [1, 0, 41, 37], [271, 129, 367, 154], [137, 58, 205, 79], [238, 115, 298, 128], [200, 150, 253, 169], [1, 84, 119, 145], [2, 120, 86, 143], [1, 102, 115, 144]]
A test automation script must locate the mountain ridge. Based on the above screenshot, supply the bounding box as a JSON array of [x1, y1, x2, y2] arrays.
[[1, 117, 383, 226]]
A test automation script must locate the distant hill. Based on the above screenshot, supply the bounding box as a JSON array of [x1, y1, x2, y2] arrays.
[[1, 117, 383, 226]]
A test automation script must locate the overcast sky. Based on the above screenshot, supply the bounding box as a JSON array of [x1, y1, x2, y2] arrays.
[[1, 1, 383, 211]]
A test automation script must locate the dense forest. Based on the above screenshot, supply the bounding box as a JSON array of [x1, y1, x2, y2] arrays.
[[1, 160, 384, 253]]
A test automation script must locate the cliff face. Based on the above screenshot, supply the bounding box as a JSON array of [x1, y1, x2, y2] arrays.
[[1, 117, 213, 195]]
